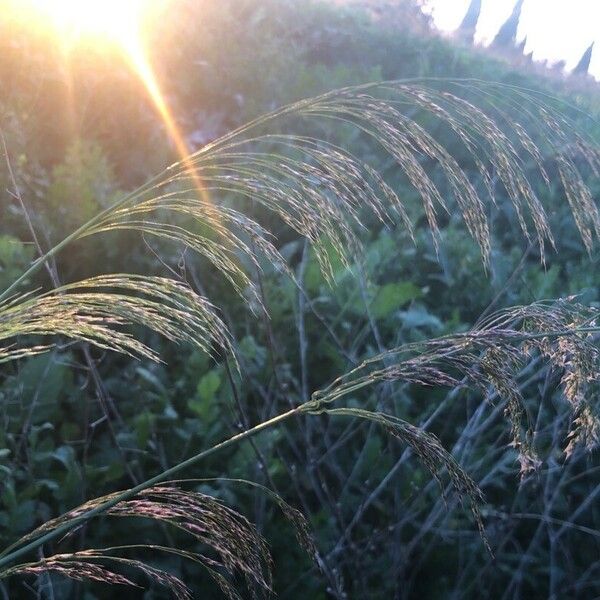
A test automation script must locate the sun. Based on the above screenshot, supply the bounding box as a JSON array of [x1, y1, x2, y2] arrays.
[[6, 0, 205, 200], [14, 0, 151, 46], [6, 0, 169, 128]]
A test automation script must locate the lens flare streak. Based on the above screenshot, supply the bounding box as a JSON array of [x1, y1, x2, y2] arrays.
[[13, 0, 211, 206]]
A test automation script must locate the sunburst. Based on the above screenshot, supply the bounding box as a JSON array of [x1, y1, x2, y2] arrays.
[[7, 0, 208, 202]]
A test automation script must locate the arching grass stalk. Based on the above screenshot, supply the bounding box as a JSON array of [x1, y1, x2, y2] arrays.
[[2, 315, 599, 572], [2, 78, 597, 304], [0, 404, 304, 569], [1, 77, 599, 596], [0, 169, 164, 304], [0, 78, 351, 303]]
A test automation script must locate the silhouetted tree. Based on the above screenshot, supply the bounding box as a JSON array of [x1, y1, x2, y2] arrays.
[[491, 0, 524, 48], [573, 42, 594, 76], [456, 0, 481, 44], [516, 35, 527, 55]]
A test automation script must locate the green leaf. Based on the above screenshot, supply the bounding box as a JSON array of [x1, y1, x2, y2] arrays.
[[197, 370, 222, 403], [188, 370, 222, 420], [398, 306, 443, 330], [0, 235, 35, 292], [371, 282, 421, 319], [134, 411, 156, 447]]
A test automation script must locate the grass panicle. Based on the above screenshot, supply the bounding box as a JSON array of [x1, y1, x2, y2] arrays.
[[311, 299, 600, 476], [0, 274, 233, 365], [2, 80, 592, 308], [1, 79, 599, 596], [1, 484, 277, 599]]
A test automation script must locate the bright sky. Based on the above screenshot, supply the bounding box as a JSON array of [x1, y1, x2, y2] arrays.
[[424, 0, 600, 79]]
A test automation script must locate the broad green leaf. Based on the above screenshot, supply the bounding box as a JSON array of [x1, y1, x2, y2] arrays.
[[371, 282, 422, 318], [197, 370, 222, 403]]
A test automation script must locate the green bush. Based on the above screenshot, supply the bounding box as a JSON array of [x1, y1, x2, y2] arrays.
[[1, 2, 600, 598]]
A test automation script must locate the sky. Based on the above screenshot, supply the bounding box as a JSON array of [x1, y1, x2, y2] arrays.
[[424, 0, 600, 79]]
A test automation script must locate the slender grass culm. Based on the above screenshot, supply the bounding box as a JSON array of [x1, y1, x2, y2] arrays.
[[1, 79, 599, 598]]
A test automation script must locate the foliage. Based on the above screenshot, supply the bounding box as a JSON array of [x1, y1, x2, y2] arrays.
[[1, 1, 600, 599]]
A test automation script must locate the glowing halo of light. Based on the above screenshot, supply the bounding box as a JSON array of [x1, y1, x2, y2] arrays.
[[4, 0, 212, 205], [9, 0, 149, 45]]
